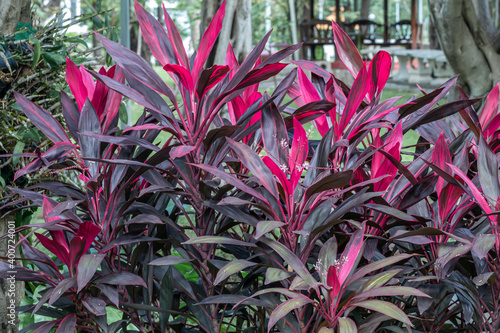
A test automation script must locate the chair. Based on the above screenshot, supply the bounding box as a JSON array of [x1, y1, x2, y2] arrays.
[[344, 19, 383, 46], [390, 20, 412, 44], [299, 20, 333, 60]]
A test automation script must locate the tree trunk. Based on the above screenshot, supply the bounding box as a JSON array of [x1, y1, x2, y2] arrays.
[[428, 0, 500, 97], [360, 0, 371, 19], [201, 0, 252, 66], [0, 0, 31, 35], [0, 216, 24, 333]]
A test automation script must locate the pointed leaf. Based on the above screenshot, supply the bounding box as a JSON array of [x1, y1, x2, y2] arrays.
[[338, 317, 357, 333], [14, 91, 70, 143], [77, 254, 105, 292], [472, 234, 497, 259], [227, 137, 279, 198], [55, 314, 76, 333], [351, 300, 412, 327], [331, 20, 364, 78], [192, 0, 226, 80], [255, 221, 286, 239], [268, 297, 314, 332], [149, 255, 192, 266], [214, 260, 257, 285]]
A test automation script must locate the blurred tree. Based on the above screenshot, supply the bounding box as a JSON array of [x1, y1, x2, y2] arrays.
[[0, 0, 31, 34], [200, 0, 252, 65], [429, 0, 500, 97]]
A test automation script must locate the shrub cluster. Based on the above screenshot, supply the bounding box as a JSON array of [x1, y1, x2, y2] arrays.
[[2, 1, 500, 332]]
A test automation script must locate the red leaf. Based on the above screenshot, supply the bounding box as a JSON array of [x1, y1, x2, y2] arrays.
[[102, 66, 126, 132], [448, 163, 497, 227], [135, 0, 171, 67], [368, 51, 392, 99], [76, 221, 100, 254], [263, 156, 292, 198], [289, 118, 308, 187], [164, 64, 194, 92], [339, 66, 369, 134], [197, 65, 230, 99], [192, 0, 226, 81], [36, 233, 70, 267], [232, 63, 288, 92], [331, 20, 364, 78], [438, 183, 463, 224], [297, 68, 329, 135], [327, 265, 340, 297], [162, 2, 189, 68], [432, 133, 452, 196], [68, 236, 86, 271], [65, 58, 87, 110], [337, 224, 365, 286]]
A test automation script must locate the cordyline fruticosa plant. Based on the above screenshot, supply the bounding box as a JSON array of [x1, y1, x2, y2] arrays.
[[3, 1, 500, 332]]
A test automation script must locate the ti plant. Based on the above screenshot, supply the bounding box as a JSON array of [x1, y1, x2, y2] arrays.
[[2, 2, 500, 333]]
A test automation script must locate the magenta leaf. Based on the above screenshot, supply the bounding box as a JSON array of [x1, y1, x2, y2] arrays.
[[339, 65, 369, 133], [134, 0, 173, 67], [197, 65, 230, 99], [192, 0, 226, 81], [337, 224, 365, 286], [68, 236, 86, 271], [164, 64, 194, 92], [36, 233, 70, 267], [479, 83, 499, 128], [65, 58, 88, 110], [162, 2, 189, 68], [76, 221, 101, 254], [368, 51, 392, 99], [331, 20, 364, 78], [327, 265, 340, 297]]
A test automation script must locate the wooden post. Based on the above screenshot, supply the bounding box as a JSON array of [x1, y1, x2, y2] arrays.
[[335, 0, 340, 24], [411, 0, 418, 49], [384, 0, 389, 43]]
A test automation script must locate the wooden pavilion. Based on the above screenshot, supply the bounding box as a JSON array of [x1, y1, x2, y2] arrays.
[[300, 0, 421, 60]]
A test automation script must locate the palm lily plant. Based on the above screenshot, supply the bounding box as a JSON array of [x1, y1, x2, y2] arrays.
[[2, 2, 500, 333]]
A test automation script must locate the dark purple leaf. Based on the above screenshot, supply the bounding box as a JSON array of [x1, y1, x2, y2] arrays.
[[182, 236, 256, 247], [14, 91, 70, 143], [80, 131, 160, 152], [49, 277, 76, 305], [61, 91, 80, 140], [78, 99, 100, 176], [55, 314, 76, 333], [305, 170, 353, 202], [82, 296, 107, 316], [96, 33, 172, 97], [77, 254, 105, 292], [226, 137, 279, 198], [97, 272, 147, 287]]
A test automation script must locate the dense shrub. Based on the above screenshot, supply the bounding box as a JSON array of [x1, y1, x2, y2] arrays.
[[2, 1, 500, 332]]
